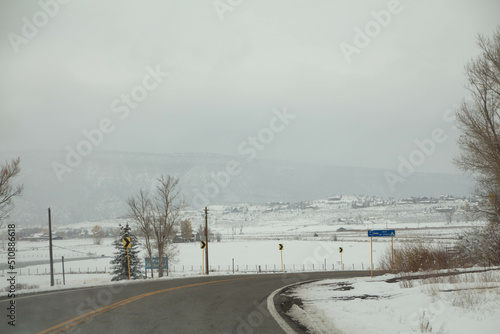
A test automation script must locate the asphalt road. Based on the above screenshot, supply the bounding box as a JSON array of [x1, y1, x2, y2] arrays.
[[0, 271, 374, 334]]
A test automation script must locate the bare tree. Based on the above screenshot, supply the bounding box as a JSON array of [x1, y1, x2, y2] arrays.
[[152, 176, 184, 277], [180, 219, 193, 240], [455, 27, 500, 224], [127, 176, 184, 278], [127, 190, 155, 278], [91, 225, 105, 245], [0, 158, 24, 224], [444, 209, 454, 225]]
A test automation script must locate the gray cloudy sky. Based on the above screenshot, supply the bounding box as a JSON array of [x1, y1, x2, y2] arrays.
[[1, 0, 499, 174]]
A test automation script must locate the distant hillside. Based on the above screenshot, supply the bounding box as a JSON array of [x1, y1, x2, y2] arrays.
[[0, 150, 474, 225]]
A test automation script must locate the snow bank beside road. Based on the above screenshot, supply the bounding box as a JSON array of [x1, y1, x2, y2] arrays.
[[285, 269, 500, 334]]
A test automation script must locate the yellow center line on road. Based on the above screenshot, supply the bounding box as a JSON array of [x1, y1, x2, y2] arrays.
[[38, 276, 257, 334]]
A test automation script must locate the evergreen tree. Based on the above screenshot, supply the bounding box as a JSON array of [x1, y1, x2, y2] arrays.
[[110, 223, 143, 281]]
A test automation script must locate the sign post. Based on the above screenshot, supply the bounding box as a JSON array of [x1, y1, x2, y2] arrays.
[[62, 256, 65, 285], [367, 230, 396, 278], [339, 247, 344, 270], [371, 236, 373, 278], [392, 236, 394, 273], [123, 237, 131, 280], [279, 244, 284, 272], [201, 241, 207, 275]]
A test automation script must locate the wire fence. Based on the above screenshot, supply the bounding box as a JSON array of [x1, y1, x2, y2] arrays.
[[0, 262, 373, 276], [0, 253, 98, 260]]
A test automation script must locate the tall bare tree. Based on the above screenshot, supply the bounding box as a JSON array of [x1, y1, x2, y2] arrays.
[[152, 176, 183, 276], [0, 158, 24, 224], [91, 225, 105, 245], [455, 27, 500, 224], [127, 190, 155, 278], [180, 219, 193, 240], [127, 176, 184, 278]]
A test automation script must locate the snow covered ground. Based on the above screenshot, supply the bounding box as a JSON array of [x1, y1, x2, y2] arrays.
[[0, 197, 484, 296], [1, 196, 495, 334], [0, 238, 389, 295], [285, 269, 500, 334]]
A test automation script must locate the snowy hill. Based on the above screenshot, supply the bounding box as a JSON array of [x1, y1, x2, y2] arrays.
[[0, 150, 474, 225]]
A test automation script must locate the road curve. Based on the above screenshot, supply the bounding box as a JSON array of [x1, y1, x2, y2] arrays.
[[0, 271, 374, 333]]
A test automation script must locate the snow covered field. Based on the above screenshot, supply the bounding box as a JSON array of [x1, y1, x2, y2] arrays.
[[0, 238, 390, 295], [1, 194, 494, 334], [0, 197, 484, 295], [286, 269, 500, 334]]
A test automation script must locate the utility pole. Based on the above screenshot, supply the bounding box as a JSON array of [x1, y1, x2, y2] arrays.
[[48, 208, 55, 287], [205, 207, 209, 275]]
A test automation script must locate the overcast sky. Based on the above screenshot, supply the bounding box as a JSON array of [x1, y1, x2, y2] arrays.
[[1, 0, 499, 174]]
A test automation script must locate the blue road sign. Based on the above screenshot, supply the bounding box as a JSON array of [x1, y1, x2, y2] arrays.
[[145, 257, 168, 270], [368, 230, 396, 237]]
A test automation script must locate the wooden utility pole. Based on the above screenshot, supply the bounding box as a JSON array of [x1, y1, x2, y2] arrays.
[[48, 208, 55, 287], [205, 207, 209, 275]]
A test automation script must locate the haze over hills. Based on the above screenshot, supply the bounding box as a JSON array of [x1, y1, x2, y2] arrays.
[[0, 150, 474, 225]]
